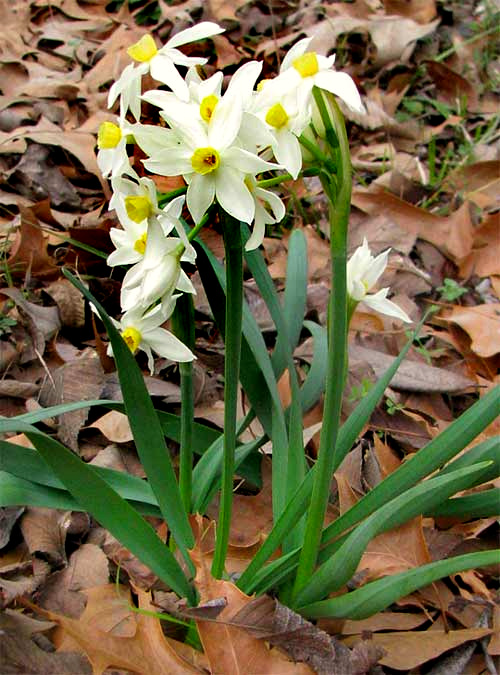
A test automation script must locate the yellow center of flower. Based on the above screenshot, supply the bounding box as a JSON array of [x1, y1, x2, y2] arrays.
[[199, 95, 219, 123], [125, 196, 153, 223], [293, 52, 319, 78], [97, 122, 122, 149], [133, 232, 147, 255], [127, 34, 158, 63], [121, 326, 141, 353], [191, 147, 220, 175], [257, 79, 270, 92], [265, 103, 289, 129]]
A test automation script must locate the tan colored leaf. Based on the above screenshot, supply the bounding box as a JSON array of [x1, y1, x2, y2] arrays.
[[358, 516, 432, 582], [425, 60, 478, 107], [44, 278, 86, 328], [444, 304, 500, 358], [89, 410, 134, 443], [444, 161, 500, 210], [344, 628, 493, 670], [383, 0, 437, 24], [39, 350, 105, 452], [459, 212, 500, 279], [352, 188, 474, 263], [20, 507, 70, 566], [0, 611, 91, 675], [49, 585, 205, 674], [349, 344, 475, 393], [191, 531, 313, 674], [231, 596, 356, 674], [206, 458, 274, 548], [207, 0, 252, 21]]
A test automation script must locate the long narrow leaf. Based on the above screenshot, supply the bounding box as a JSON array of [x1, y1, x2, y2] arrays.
[[237, 322, 422, 593], [295, 461, 494, 606], [299, 550, 500, 619], [320, 385, 500, 548], [0, 441, 161, 515], [427, 489, 500, 519], [62, 270, 195, 568], [0, 422, 195, 602], [243, 224, 306, 539]]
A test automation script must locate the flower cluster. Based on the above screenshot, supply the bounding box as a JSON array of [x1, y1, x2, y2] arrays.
[[98, 22, 371, 367]]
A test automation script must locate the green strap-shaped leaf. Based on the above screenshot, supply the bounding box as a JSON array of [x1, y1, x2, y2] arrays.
[[427, 489, 500, 519], [0, 441, 161, 515], [299, 321, 328, 412], [295, 461, 495, 606], [62, 270, 195, 569], [299, 550, 500, 619], [194, 236, 290, 517], [237, 322, 421, 594], [0, 423, 195, 602], [320, 385, 500, 549]]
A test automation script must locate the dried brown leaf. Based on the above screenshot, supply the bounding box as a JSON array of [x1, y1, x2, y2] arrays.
[[191, 529, 313, 674], [48, 585, 206, 674], [345, 628, 493, 670], [349, 344, 475, 392], [20, 507, 70, 566], [38, 350, 105, 452], [443, 304, 500, 358]]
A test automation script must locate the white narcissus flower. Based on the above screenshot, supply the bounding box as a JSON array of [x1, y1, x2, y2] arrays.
[[244, 176, 286, 251], [108, 22, 224, 120], [347, 239, 411, 323], [110, 301, 195, 373], [269, 37, 365, 115], [251, 87, 310, 179], [143, 87, 280, 225], [97, 120, 134, 179]]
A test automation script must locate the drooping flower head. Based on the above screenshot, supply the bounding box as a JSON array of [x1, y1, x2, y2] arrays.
[[347, 239, 411, 323]]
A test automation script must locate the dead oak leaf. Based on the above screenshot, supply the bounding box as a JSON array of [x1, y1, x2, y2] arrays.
[[190, 516, 313, 674], [344, 628, 493, 670], [352, 188, 474, 264], [48, 584, 206, 674], [444, 304, 500, 358]]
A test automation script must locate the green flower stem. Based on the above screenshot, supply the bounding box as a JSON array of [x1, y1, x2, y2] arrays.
[[257, 167, 320, 190], [187, 211, 210, 242], [172, 293, 196, 513], [211, 214, 243, 579], [292, 93, 352, 600]]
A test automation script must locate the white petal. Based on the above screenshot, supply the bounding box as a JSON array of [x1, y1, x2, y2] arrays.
[[225, 61, 262, 108], [187, 172, 215, 223], [254, 187, 286, 222], [208, 96, 243, 149], [144, 327, 195, 362], [363, 289, 412, 323], [165, 22, 224, 50], [223, 146, 278, 174], [281, 37, 313, 71], [177, 269, 196, 294], [314, 70, 365, 113], [364, 249, 389, 290], [215, 166, 254, 223], [143, 147, 193, 176], [272, 129, 302, 179], [163, 48, 206, 68], [107, 246, 141, 267], [245, 212, 266, 251], [150, 55, 189, 101]]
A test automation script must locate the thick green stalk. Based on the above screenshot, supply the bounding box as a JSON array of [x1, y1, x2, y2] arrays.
[[211, 214, 243, 578], [292, 93, 351, 598], [172, 293, 196, 512]]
